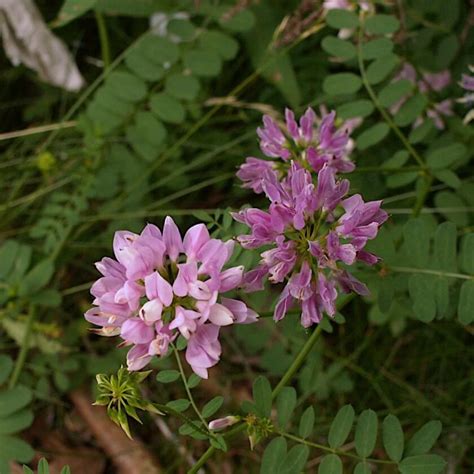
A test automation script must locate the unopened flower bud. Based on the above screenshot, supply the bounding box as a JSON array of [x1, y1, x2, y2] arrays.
[[208, 416, 240, 431]]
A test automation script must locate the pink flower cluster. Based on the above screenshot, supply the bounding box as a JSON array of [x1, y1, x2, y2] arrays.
[[391, 63, 453, 129], [85, 217, 257, 378], [235, 108, 387, 328]]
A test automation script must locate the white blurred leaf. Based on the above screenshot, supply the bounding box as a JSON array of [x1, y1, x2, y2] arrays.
[[0, 0, 84, 91]]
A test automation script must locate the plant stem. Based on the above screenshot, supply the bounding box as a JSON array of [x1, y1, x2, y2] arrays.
[[356, 17, 426, 169], [0, 121, 77, 142], [80, 173, 232, 223], [154, 402, 211, 438], [277, 431, 396, 465], [62, 280, 96, 296], [8, 305, 36, 389], [272, 325, 323, 398], [95, 11, 111, 69], [412, 174, 433, 217], [172, 346, 209, 432], [0, 177, 73, 213], [390, 266, 474, 280]]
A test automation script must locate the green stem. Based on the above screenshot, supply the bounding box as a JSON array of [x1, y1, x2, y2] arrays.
[[272, 325, 323, 398], [390, 266, 474, 280], [95, 11, 111, 69], [277, 431, 396, 465], [172, 346, 209, 432], [354, 166, 422, 173], [0, 177, 73, 213], [62, 280, 96, 296], [8, 306, 36, 389], [79, 173, 232, 223], [412, 175, 433, 217], [154, 403, 211, 438], [80, 208, 218, 223], [190, 423, 247, 473], [356, 17, 426, 169]]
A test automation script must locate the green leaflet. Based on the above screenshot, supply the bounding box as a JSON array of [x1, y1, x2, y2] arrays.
[[322, 36, 356, 60], [276, 387, 297, 429], [405, 420, 442, 456], [460, 234, 474, 274], [382, 414, 404, 462], [106, 71, 147, 102], [278, 445, 309, 474], [323, 73, 362, 95], [166, 399, 191, 412], [356, 123, 389, 149], [318, 454, 342, 474], [433, 222, 457, 272], [253, 376, 272, 418], [426, 143, 467, 170], [409, 274, 437, 322], [378, 80, 413, 107], [434, 191, 468, 227], [202, 396, 224, 418], [219, 8, 256, 32], [365, 14, 400, 34], [399, 455, 446, 474], [394, 94, 427, 127], [156, 370, 180, 383], [458, 281, 474, 325], [183, 50, 223, 77], [366, 54, 400, 85], [361, 38, 394, 59], [199, 30, 239, 60], [18, 259, 54, 297], [165, 74, 201, 101], [0, 378, 34, 467], [298, 406, 314, 439], [326, 9, 359, 29], [328, 404, 355, 448], [260, 437, 287, 474], [337, 100, 374, 119], [168, 19, 197, 41], [150, 93, 186, 124], [354, 409, 378, 458]]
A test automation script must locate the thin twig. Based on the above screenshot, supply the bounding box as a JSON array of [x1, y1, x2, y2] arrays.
[[0, 121, 77, 141]]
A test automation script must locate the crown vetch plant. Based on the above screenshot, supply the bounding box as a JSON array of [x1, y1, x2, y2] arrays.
[[3, 0, 472, 472], [82, 102, 450, 473]]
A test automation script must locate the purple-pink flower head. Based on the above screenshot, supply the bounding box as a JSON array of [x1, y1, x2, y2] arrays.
[[234, 108, 387, 327], [237, 108, 356, 195], [85, 217, 258, 379], [236, 165, 387, 327], [458, 66, 474, 124]]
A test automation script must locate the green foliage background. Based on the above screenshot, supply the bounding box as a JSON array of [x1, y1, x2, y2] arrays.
[[0, 0, 473, 472]]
